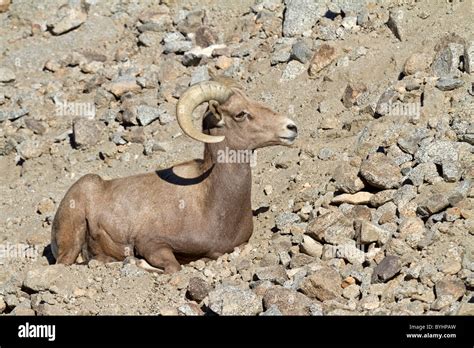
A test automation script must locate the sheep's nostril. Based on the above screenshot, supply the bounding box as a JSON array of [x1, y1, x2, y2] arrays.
[[287, 124, 298, 133]]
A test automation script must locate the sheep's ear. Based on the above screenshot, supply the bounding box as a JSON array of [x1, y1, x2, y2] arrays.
[[209, 100, 225, 127]]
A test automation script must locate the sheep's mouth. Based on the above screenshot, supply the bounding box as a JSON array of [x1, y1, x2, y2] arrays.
[[279, 136, 297, 144]]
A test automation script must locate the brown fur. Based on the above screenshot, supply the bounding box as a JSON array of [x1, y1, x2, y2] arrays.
[[51, 89, 297, 273]]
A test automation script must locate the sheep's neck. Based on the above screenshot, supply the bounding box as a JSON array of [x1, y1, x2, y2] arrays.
[[202, 141, 252, 210]]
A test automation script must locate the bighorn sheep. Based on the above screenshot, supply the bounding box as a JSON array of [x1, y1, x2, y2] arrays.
[[51, 79, 298, 273]]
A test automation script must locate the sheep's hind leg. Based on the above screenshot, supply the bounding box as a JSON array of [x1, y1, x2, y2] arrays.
[[139, 243, 181, 274]]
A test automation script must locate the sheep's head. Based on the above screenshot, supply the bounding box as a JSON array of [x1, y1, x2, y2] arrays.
[[176, 81, 298, 150]]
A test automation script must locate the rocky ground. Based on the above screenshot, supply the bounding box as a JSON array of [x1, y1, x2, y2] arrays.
[[0, 0, 473, 315]]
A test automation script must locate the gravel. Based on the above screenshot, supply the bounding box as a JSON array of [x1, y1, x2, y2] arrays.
[[282, 0, 323, 37], [0, 67, 16, 82], [208, 285, 263, 315], [300, 266, 342, 301], [372, 255, 401, 283], [360, 153, 402, 189], [0, 0, 471, 318]]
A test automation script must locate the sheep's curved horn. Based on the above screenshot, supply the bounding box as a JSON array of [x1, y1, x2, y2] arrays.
[[176, 81, 233, 143]]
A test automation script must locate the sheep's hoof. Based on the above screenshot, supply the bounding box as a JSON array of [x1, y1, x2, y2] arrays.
[[136, 259, 164, 273]]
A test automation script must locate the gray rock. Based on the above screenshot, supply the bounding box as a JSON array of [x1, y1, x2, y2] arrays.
[[271, 49, 291, 65], [157, 105, 174, 125], [271, 38, 294, 65], [163, 40, 193, 54], [23, 265, 70, 293], [465, 41, 474, 74], [280, 60, 306, 81], [51, 5, 87, 35], [336, 0, 367, 15], [360, 153, 402, 189], [336, 242, 365, 265], [299, 266, 342, 301], [177, 303, 203, 316], [259, 304, 283, 316], [397, 129, 429, 155], [111, 132, 127, 145], [415, 140, 458, 165], [406, 162, 440, 186], [341, 16, 357, 30], [25, 118, 47, 135], [387, 8, 406, 41], [415, 180, 471, 217], [372, 255, 401, 283], [291, 40, 313, 64], [275, 212, 301, 230], [393, 185, 417, 208], [432, 43, 464, 77], [208, 285, 263, 315], [164, 32, 185, 43], [374, 201, 397, 225], [16, 139, 45, 160], [333, 161, 365, 194], [263, 286, 314, 315], [360, 221, 385, 244], [138, 32, 161, 47], [0, 67, 15, 82], [186, 277, 210, 302], [417, 193, 450, 217], [317, 21, 338, 41], [137, 15, 172, 33], [435, 77, 464, 91], [283, 0, 323, 37], [451, 119, 473, 138], [461, 132, 474, 145], [306, 210, 354, 245], [370, 190, 395, 207], [190, 65, 210, 85], [176, 9, 204, 34], [0, 108, 28, 122], [387, 144, 412, 166], [360, 294, 380, 310], [318, 147, 335, 160], [73, 118, 103, 149], [431, 295, 456, 310], [136, 105, 160, 126], [435, 278, 465, 300], [254, 265, 288, 285], [290, 254, 316, 268], [442, 161, 461, 182]]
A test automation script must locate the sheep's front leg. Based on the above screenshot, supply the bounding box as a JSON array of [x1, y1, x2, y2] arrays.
[[139, 243, 181, 274]]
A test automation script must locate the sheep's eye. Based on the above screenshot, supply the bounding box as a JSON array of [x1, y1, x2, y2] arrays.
[[235, 111, 249, 121]]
